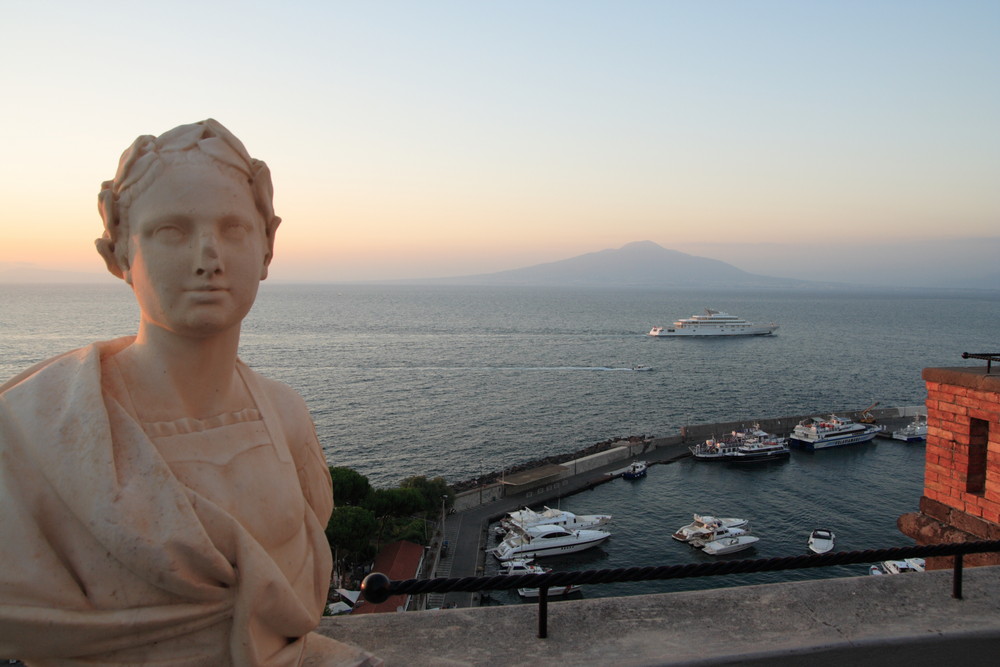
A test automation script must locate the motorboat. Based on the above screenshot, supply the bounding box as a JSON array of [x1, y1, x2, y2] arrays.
[[869, 564, 885, 575], [500, 506, 612, 534], [788, 414, 883, 450], [501, 559, 582, 598], [648, 309, 778, 337], [890, 416, 928, 442], [672, 514, 749, 543], [807, 529, 835, 554], [689, 424, 790, 463], [688, 526, 748, 549], [622, 461, 648, 479], [881, 558, 926, 574], [631, 365, 653, 372], [701, 535, 760, 555], [492, 524, 611, 561]]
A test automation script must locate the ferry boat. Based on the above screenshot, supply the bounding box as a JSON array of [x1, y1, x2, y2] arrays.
[[648, 309, 778, 337], [890, 415, 928, 442], [788, 414, 883, 450], [689, 424, 790, 463]]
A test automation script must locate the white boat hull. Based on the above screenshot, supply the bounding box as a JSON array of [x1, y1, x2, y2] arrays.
[[701, 535, 760, 555]]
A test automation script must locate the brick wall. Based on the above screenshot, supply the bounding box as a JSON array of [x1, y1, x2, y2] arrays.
[[897, 366, 1000, 568]]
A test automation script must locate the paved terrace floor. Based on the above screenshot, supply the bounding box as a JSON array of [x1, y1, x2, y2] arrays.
[[320, 564, 1000, 666]]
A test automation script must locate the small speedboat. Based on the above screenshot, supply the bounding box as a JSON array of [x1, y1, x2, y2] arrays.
[[502, 559, 582, 598], [807, 529, 836, 554], [701, 535, 760, 555], [622, 461, 648, 479], [869, 564, 885, 575], [881, 558, 926, 574]]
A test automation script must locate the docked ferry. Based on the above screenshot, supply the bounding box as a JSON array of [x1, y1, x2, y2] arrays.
[[788, 414, 883, 450], [648, 309, 778, 337]]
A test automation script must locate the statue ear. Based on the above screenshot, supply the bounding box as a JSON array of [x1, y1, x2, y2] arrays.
[[95, 237, 128, 281]]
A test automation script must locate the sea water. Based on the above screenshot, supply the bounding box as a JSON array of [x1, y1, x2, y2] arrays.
[[2, 283, 997, 598]]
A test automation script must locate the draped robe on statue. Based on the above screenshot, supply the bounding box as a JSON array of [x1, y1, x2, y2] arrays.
[[0, 338, 371, 666]]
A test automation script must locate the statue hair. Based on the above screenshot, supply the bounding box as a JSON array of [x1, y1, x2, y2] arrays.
[[96, 119, 281, 279]]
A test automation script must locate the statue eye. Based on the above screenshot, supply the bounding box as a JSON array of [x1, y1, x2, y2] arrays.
[[154, 225, 186, 241], [221, 220, 252, 240]]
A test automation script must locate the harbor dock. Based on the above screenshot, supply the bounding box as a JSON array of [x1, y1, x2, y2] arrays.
[[427, 406, 921, 609]]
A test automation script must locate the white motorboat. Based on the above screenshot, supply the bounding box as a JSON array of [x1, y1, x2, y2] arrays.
[[501, 506, 612, 534], [688, 526, 748, 549], [689, 424, 790, 463], [492, 524, 611, 561], [891, 416, 928, 442], [788, 414, 883, 450], [672, 514, 749, 543], [701, 535, 760, 555], [502, 559, 582, 598], [807, 529, 835, 554], [881, 558, 926, 574], [648, 309, 778, 337], [622, 460, 648, 479]]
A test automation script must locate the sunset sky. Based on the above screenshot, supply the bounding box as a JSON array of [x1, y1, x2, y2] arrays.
[[2, 1, 997, 283]]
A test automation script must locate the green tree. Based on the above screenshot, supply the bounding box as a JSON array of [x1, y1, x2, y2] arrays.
[[326, 505, 377, 564], [398, 475, 454, 514], [329, 466, 372, 507], [363, 487, 425, 518]]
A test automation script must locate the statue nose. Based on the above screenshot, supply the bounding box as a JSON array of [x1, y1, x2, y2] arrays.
[[196, 232, 222, 275]]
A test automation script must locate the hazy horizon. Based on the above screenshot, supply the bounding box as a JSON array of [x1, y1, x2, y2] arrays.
[[3, 2, 997, 286]]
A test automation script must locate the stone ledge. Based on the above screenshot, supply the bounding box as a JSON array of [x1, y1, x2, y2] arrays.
[[923, 366, 1000, 393], [318, 565, 1000, 666]]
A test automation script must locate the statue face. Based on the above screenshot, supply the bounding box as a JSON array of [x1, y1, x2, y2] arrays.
[[124, 160, 269, 339]]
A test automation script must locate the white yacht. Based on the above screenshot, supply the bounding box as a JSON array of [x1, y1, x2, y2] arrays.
[[672, 514, 749, 543], [788, 414, 883, 450], [701, 534, 760, 556], [648, 309, 778, 337], [500, 506, 612, 534], [492, 524, 611, 561], [807, 529, 836, 554], [689, 424, 790, 463], [501, 559, 582, 598]]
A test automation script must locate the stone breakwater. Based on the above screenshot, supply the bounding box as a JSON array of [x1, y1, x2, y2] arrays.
[[449, 435, 653, 494]]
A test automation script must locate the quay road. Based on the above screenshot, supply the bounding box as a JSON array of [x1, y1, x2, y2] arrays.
[[429, 439, 692, 609], [426, 410, 916, 609]]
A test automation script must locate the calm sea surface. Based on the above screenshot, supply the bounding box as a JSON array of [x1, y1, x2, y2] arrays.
[[2, 283, 997, 598]]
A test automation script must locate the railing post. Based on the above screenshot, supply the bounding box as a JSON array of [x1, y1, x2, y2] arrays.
[[953, 553, 964, 599], [537, 587, 549, 639]]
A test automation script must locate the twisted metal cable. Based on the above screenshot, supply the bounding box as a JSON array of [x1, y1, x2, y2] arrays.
[[361, 540, 1000, 603]]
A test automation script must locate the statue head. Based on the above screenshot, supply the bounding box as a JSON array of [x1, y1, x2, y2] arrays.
[[96, 119, 281, 281]]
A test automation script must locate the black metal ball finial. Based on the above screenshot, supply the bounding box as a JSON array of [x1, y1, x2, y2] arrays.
[[361, 572, 391, 604]]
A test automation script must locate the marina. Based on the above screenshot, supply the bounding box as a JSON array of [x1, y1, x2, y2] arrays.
[[438, 408, 927, 609]]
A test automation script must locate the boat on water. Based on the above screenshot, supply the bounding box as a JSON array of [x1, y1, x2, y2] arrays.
[[689, 424, 790, 463], [622, 461, 648, 479], [688, 526, 748, 549], [648, 309, 778, 337], [672, 514, 749, 543], [502, 559, 582, 598], [492, 524, 611, 561], [788, 414, 883, 450], [701, 534, 760, 556], [890, 415, 928, 442], [807, 529, 835, 554], [880, 558, 926, 574], [499, 506, 612, 534]]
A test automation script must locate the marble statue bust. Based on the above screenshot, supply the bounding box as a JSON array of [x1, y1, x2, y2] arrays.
[[0, 120, 378, 666]]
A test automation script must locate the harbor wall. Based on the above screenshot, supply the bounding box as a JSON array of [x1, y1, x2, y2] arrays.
[[452, 406, 923, 512]]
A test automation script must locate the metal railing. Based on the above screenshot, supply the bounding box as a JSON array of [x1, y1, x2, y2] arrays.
[[361, 540, 1000, 638], [962, 352, 1000, 373]]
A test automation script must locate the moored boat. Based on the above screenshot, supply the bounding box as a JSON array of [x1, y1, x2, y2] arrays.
[[881, 558, 926, 574], [672, 514, 749, 543], [501, 559, 582, 598], [689, 424, 790, 462], [788, 414, 883, 450], [807, 528, 835, 554], [492, 524, 611, 561], [622, 460, 648, 479], [500, 506, 612, 534], [701, 534, 760, 555], [890, 415, 928, 442], [648, 309, 778, 337]]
